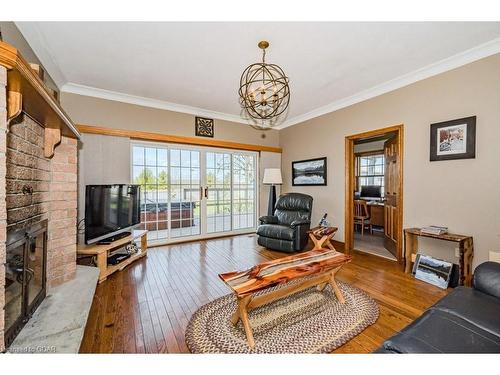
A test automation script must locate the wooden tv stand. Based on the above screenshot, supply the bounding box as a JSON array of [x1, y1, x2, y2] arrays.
[[77, 230, 148, 283]]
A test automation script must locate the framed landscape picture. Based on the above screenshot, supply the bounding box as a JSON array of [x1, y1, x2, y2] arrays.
[[292, 157, 327, 186], [414, 254, 453, 289], [430, 116, 476, 161]]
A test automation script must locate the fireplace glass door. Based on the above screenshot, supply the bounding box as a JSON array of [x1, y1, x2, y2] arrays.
[[26, 227, 46, 308], [4, 241, 25, 339], [4, 220, 47, 348]]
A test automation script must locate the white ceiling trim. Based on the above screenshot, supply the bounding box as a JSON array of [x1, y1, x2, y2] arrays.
[[276, 36, 500, 129], [60, 82, 249, 125]]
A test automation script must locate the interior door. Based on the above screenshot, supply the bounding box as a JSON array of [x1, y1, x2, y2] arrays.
[[384, 136, 399, 258]]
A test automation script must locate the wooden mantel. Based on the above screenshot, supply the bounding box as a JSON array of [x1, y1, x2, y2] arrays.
[[0, 41, 80, 157]]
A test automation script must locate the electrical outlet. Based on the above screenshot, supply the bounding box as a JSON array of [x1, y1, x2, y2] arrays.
[[455, 247, 460, 257]]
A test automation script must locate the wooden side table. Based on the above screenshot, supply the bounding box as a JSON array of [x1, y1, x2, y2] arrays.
[[308, 226, 338, 250], [77, 230, 148, 283], [404, 228, 473, 287]]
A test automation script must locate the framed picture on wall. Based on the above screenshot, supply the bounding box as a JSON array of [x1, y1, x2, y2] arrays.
[[292, 157, 327, 186], [430, 116, 476, 161]]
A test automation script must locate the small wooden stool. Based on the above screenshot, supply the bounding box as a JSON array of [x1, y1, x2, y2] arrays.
[[308, 226, 338, 250]]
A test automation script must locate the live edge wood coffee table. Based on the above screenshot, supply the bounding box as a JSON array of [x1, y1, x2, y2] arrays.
[[219, 249, 351, 348]]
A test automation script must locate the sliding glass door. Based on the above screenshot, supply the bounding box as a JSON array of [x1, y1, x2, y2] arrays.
[[169, 149, 201, 238], [206, 151, 232, 233], [132, 146, 168, 241], [231, 153, 256, 230], [132, 143, 257, 243]]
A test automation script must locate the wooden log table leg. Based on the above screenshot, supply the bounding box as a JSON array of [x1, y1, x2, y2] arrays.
[[310, 235, 332, 250], [405, 232, 417, 273], [325, 238, 336, 251], [231, 306, 240, 326], [460, 238, 474, 287], [329, 273, 345, 303], [236, 295, 255, 348], [309, 235, 322, 250]]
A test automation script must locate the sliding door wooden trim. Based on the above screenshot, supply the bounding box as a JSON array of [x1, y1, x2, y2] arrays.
[[344, 124, 404, 263], [76, 124, 282, 153]]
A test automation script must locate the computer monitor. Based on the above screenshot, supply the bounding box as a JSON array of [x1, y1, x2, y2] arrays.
[[360, 185, 382, 199]]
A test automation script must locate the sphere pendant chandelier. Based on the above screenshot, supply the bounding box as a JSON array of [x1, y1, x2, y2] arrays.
[[238, 41, 290, 129]]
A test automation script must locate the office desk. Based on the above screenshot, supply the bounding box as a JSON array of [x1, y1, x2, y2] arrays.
[[367, 201, 384, 228]]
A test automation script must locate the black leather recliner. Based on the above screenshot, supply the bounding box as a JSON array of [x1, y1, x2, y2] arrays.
[[376, 261, 500, 353], [256, 193, 313, 253]]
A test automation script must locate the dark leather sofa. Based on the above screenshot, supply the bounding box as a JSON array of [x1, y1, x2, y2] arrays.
[[377, 261, 500, 353], [256, 193, 313, 253]]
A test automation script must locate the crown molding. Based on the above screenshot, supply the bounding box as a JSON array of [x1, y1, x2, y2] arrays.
[[276, 36, 500, 130], [61, 82, 249, 125]]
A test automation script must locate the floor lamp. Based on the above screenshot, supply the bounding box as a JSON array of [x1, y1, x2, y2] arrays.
[[263, 168, 283, 216]]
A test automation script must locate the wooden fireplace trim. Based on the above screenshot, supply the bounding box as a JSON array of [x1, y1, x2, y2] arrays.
[[0, 41, 80, 157]]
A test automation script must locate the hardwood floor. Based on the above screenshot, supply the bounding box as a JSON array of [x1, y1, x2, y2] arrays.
[[79, 234, 447, 353]]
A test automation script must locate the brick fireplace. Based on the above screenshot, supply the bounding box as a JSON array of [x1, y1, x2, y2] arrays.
[[0, 65, 79, 350]]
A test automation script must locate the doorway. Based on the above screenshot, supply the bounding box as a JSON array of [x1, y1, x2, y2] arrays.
[[131, 142, 258, 244], [345, 125, 404, 263]]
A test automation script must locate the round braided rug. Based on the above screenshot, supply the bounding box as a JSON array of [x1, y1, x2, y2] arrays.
[[185, 280, 379, 353]]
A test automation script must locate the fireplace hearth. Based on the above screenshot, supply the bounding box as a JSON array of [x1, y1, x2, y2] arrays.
[[4, 220, 48, 348]]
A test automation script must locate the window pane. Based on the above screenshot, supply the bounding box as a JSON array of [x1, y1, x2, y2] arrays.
[[170, 167, 180, 184], [157, 148, 168, 167], [133, 146, 144, 165], [191, 168, 200, 185], [191, 151, 200, 167], [180, 150, 190, 166], [157, 165, 168, 180], [133, 166, 144, 183], [170, 185, 181, 202], [145, 148, 156, 166], [170, 149, 180, 166], [181, 168, 190, 184]]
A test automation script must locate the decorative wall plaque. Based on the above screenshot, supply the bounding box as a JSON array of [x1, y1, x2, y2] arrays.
[[195, 117, 214, 138]]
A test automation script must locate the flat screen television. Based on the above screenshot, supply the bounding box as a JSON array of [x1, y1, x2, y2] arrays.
[[360, 185, 382, 199], [85, 184, 141, 244]]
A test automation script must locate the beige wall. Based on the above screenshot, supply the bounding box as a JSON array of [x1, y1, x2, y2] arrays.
[[62, 93, 281, 239], [280, 53, 500, 268], [259, 151, 283, 216], [61, 92, 279, 147], [76, 133, 131, 242]]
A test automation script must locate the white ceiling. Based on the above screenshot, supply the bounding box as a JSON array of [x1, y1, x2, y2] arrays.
[[16, 22, 500, 129]]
